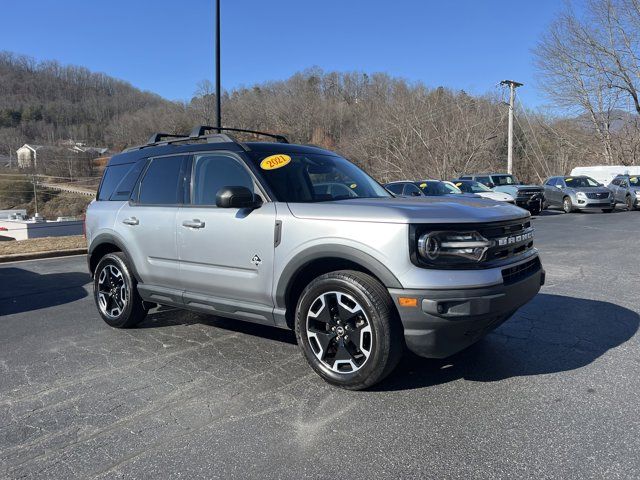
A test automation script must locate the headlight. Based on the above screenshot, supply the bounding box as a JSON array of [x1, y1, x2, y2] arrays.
[[417, 231, 491, 265], [635, 190, 640, 197], [576, 191, 587, 199]]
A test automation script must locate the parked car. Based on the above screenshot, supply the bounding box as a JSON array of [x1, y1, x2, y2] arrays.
[[452, 179, 515, 203], [608, 174, 640, 211], [384, 180, 475, 198], [459, 173, 544, 214], [543, 175, 615, 213], [85, 127, 544, 390]]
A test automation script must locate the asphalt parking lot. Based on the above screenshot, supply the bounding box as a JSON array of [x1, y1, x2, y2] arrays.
[[1, 209, 639, 479]]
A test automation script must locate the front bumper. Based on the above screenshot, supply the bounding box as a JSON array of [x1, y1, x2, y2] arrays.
[[389, 258, 544, 358], [574, 197, 615, 210]]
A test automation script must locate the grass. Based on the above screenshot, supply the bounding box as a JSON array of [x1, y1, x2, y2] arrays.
[[0, 235, 86, 256]]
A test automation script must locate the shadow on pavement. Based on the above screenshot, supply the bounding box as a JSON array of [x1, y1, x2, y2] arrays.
[[376, 293, 639, 391], [0, 267, 90, 316]]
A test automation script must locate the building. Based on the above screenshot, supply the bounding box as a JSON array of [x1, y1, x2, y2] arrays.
[[16, 144, 45, 169], [16, 143, 108, 170], [0, 217, 83, 241]]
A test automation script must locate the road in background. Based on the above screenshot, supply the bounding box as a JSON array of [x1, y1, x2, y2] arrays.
[[1, 210, 639, 479]]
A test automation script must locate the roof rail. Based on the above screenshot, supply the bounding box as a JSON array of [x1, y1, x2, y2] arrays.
[[190, 126, 289, 143], [146, 133, 189, 144]]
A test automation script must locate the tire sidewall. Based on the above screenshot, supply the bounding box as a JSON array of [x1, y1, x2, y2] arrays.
[[93, 253, 138, 328], [563, 196, 572, 213], [295, 275, 392, 388]]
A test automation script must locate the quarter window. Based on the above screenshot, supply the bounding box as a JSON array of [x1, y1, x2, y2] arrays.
[[137, 156, 186, 205], [191, 153, 254, 206]]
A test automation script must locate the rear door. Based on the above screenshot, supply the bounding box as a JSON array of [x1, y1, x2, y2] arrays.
[[115, 154, 188, 290], [177, 151, 277, 324], [543, 177, 557, 205]]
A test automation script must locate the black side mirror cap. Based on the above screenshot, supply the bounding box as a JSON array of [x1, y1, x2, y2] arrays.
[[215, 186, 261, 209]]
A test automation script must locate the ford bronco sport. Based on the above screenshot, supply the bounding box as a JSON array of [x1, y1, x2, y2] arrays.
[[86, 126, 544, 390]]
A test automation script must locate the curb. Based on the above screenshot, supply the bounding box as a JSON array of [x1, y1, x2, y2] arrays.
[[0, 248, 87, 263]]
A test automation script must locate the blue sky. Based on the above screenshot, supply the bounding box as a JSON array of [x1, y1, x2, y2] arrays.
[[0, 0, 564, 107]]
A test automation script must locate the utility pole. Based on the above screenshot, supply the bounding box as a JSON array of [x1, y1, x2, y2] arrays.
[[215, 0, 222, 131], [32, 174, 39, 217], [500, 80, 523, 175]]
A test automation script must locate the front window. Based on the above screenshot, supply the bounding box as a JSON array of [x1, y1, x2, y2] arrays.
[[491, 175, 519, 186], [455, 180, 491, 193], [565, 176, 599, 188], [419, 181, 459, 196], [249, 152, 390, 202]]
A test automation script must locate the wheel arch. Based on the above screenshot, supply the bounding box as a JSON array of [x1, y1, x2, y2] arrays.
[[276, 245, 402, 329], [88, 233, 141, 281]]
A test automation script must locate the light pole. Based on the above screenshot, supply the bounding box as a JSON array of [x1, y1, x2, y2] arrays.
[[500, 80, 523, 175], [215, 0, 221, 131]]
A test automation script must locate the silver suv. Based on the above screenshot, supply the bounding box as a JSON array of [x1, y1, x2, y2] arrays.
[[85, 127, 544, 389], [609, 174, 640, 211], [543, 175, 615, 213]]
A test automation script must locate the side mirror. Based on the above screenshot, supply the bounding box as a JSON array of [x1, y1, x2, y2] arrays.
[[487, 183, 495, 188], [410, 191, 422, 197], [215, 186, 261, 209]]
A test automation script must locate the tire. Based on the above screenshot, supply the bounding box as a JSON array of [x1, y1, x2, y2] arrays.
[[602, 208, 613, 213], [93, 252, 148, 328], [562, 196, 573, 213], [295, 270, 403, 390], [626, 195, 635, 211]]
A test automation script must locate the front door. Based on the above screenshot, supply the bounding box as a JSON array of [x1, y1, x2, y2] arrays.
[[115, 154, 189, 289], [177, 152, 277, 324]]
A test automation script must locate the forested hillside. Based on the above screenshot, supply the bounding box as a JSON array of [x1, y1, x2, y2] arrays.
[[0, 51, 168, 154]]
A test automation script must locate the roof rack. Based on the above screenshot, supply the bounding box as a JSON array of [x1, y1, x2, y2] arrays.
[[146, 133, 189, 144], [190, 126, 289, 143]]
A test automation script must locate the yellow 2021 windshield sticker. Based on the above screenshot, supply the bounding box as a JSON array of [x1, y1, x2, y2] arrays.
[[419, 182, 427, 188], [260, 154, 291, 170]]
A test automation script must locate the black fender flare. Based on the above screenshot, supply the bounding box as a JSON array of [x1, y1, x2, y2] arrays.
[[88, 233, 141, 281], [274, 244, 403, 309]]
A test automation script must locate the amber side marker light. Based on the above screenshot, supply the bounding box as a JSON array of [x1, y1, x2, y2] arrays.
[[398, 297, 418, 307]]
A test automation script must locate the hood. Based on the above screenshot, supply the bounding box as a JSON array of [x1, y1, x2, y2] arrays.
[[287, 196, 529, 224], [478, 191, 514, 202]]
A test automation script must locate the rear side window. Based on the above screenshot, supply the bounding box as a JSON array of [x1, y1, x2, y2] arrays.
[[98, 163, 133, 201], [137, 156, 187, 205], [386, 183, 404, 194]]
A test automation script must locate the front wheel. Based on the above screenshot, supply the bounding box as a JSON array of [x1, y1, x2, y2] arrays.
[[626, 195, 636, 211], [93, 252, 148, 328], [295, 270, 403, 390], [563, 196, 573, 213]]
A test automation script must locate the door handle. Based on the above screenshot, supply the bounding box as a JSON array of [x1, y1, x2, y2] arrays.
[[182, 219, 205, 229], [122, 217, 139, 226]]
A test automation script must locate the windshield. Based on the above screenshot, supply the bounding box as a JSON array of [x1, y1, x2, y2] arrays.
[[419, 181, 459, 196], [565, 176, 600, 188], [629, 176, 640, 186], [249, 152, 390, 202], [455, 180, 491, 193], [492, 175, 519, 185]]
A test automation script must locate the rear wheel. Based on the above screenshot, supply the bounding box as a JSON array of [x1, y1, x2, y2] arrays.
[[93, 252, 147, 328], [295, 270, 403, 390], [563, 196, 573, 213]]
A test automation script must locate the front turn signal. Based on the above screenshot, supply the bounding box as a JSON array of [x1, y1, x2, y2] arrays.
[[398, 297, 418, 308]]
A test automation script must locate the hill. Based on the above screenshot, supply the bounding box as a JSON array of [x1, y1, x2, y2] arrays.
[[0, 51, 171, 154]]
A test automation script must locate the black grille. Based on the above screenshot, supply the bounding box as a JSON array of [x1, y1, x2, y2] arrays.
[[516, 188, 543, 199], [502, 257, 541, 285], [479, 220, 535, 262], [586, 192, 609, 199]]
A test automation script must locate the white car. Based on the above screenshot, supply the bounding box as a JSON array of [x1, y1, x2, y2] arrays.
[[453, 180, 515, 203]]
